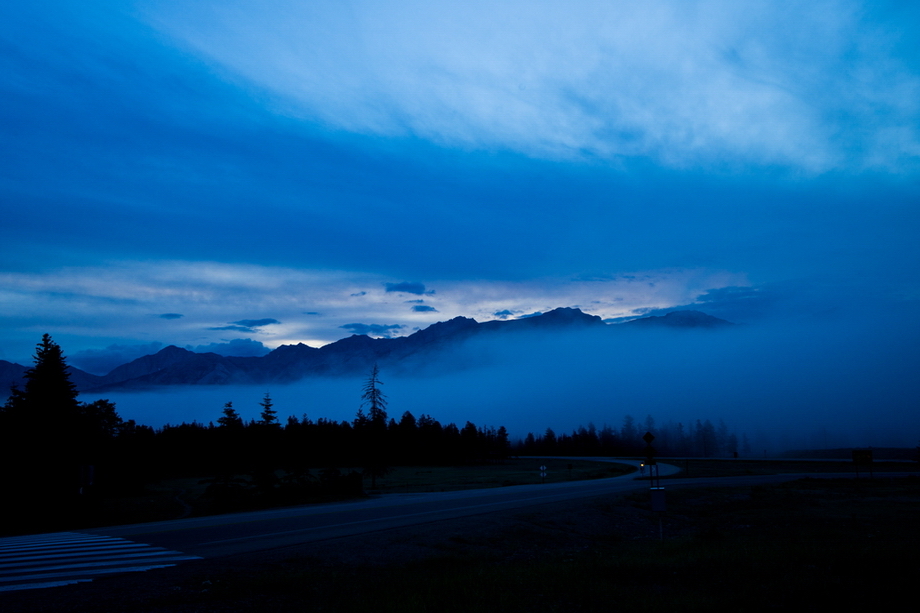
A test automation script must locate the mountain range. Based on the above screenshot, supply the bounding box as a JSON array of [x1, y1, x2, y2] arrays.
[[1, 309, 731, 394]]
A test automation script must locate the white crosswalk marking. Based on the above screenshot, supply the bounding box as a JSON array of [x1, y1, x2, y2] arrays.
[[0, 532, 201, 592]]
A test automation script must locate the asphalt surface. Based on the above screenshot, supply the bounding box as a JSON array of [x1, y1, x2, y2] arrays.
[[85, 459, 913, 559], [85, 459, 663, 558], [5, 459, 916, 593]]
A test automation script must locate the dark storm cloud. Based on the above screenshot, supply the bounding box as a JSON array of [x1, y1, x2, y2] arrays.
[[340, 323, 405, 338], [70, 342, 164, 375], [158, 313, 183, 320], [385, 282, 431, 295], [187, 338, 270, 357], [412, 305, 438, 313], [493, 310, 515, 319], [209, 325, 255, 333]]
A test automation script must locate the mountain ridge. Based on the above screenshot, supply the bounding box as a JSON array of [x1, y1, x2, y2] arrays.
[[1, 308, 730, 392]]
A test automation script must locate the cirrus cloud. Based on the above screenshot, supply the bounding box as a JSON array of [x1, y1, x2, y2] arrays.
[[142, 0, 920, 172]]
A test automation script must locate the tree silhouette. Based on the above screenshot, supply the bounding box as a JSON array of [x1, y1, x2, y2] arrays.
[[358, 364, 389, 487], [620, 414, 639, 452], [2, 335, 80, 452], [259, 393, 278, 426], [361, 363, 387, 428], [1, 334, 124, 522], [218, 401, 243, 428], [7, 334, 80, 425]]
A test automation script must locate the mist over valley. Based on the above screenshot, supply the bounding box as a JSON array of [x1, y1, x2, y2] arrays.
[[51, 307, 919, 454]]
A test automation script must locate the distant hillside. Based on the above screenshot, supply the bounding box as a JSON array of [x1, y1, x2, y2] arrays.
[[621, 310, 733, 328], [1, 308, 732, 393], [0, 359, 104, 394], [0, 360, 28, 394]]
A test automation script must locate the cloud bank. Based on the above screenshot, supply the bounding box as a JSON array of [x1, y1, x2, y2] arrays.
[[0, 261, 749, 362], [144, 0, 920, 172]]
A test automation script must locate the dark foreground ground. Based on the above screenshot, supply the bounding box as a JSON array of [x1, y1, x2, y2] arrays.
[[3, 475, 918, 612]]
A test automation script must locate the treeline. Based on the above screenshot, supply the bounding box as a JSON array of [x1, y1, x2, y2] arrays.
[[104, 403, 512, 514], [516, 415, 747, 458], [133, 401, 512, 480], [2, 334, 746, 534], [0, 336, 513, 529]]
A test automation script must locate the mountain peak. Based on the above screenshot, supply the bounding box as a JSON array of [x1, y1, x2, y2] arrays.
[[537, 307, 605, 324], [157, 345, 194, 357]]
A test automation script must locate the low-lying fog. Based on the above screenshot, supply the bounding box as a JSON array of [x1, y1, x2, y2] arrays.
[[82, 306, 920, 454]]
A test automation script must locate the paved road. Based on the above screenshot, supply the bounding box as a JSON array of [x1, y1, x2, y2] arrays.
[[4, 460, 915, 592], [1, 459, 650, 591], [86, 461, 912, 559], [81, 460, 840, 558], [89, 463, 653, 558]]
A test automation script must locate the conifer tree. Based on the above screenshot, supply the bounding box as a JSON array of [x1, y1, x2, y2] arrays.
[[2, 335, 79, 448], [1, 334, 122, 516], [5, 334, 80, 430], [259, 393, 278, 426], [361, 363, 387, 428], [218, 401, 243, 428], [358, 364, 389, 487]]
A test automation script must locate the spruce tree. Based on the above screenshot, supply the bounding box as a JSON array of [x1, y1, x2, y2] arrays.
[[14, 334, 80, 426], [1, 335, 89, 516], [2, 335, 80, 445], [218, 401, 243, 428], [361, 363, 387, 428], [358, 364, 389, 487], [259, 393, 278, 426]]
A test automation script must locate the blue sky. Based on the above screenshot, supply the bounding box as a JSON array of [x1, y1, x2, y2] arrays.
[[2, 0, 919, 375]]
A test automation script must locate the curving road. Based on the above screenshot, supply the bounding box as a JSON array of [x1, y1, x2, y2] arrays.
[[88, 461, 652, 558], [4, 459, 916, 591], [80, 459, 766, 557]]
